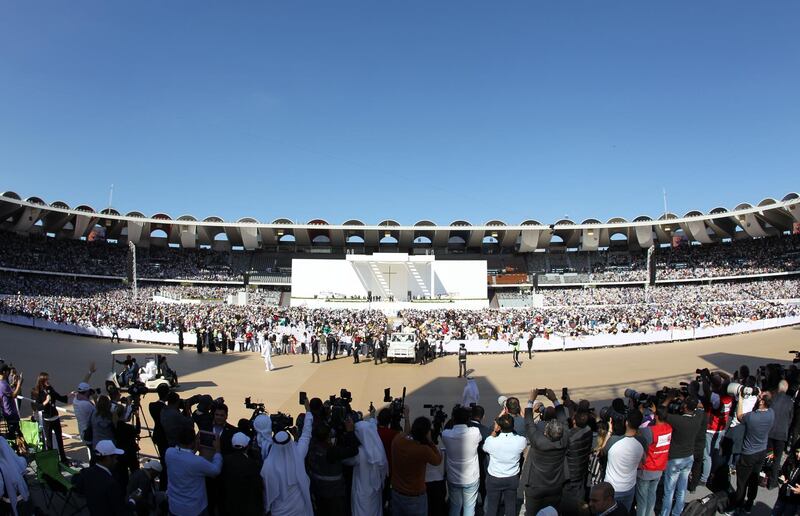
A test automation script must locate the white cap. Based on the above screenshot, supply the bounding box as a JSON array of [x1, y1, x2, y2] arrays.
[[231, 432, 250, 449], [95, 440, 124, 457], [497, 395, 508, 407], [77, 382, 92, 392], [142, 459, 162, 473]]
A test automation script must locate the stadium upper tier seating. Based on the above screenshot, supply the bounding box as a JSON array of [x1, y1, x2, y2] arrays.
[[1, 229, 799, 284]]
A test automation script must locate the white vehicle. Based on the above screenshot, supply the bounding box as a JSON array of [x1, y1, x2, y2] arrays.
[[107, 348, 179, 392], [387, 332, 418, 363]]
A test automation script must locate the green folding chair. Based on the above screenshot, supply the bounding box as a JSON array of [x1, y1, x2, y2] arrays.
[[32, 449, 83, 516], [19, 420, 42, 455]]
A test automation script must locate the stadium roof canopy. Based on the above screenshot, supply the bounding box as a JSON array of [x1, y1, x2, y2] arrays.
[[2, 191, 799, 252]]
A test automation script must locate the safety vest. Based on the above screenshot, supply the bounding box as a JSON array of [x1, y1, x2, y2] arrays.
[[706, 394, 733, 433], [641, 422, 672, 472]]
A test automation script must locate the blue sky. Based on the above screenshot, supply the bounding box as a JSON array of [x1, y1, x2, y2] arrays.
[[1, 2, 798, 225]]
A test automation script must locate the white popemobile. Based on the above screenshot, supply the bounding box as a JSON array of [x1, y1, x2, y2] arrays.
[[386, 332, 417, 363]]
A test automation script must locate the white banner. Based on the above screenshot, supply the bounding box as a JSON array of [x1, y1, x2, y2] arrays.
[[2, 314, 800, 352]]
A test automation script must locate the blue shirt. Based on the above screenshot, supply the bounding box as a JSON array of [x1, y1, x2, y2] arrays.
[[165, 446, 222, 516]]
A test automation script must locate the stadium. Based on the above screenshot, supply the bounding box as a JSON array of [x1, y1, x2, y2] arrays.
[[3, 187, 800, 515]]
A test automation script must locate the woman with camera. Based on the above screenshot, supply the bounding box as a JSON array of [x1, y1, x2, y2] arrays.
[[31, 372, 69, 463]]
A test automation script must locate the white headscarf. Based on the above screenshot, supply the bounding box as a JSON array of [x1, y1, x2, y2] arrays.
[[353, 420, 388, 488], [0, 437, 29, 515], [253, 414, 272, 461], [261, 430, 312, 515]]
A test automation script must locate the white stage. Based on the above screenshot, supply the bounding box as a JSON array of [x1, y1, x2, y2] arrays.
[[290, 253, 489, 310]]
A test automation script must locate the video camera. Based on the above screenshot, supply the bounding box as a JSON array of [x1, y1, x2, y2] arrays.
[[791, 351, 800, 364], [384, 387, 406, 430], [244, 396, 266, 418], [325, 388, 361, 434]]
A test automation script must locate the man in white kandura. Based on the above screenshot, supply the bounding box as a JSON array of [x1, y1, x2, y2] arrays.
[[262, 334, 275, 371], [345, 419, 388, 516]]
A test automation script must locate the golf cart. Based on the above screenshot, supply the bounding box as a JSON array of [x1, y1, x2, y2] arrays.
[[107, 348, 179, 393], [387, 332, 418, 363]]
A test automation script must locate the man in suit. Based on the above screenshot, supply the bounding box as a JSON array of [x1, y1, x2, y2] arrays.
[[160, 391, 193, 448], [220, 432, 263, 515], [149, 384, 170, 487], [588, 482, 628, 516], [211, 403, 238, 454], [72, 440, 137, 516]]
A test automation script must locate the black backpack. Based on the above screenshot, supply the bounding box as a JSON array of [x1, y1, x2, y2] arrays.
[[681, 492, 728, 516]]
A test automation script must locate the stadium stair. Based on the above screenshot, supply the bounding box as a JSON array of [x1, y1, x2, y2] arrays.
[[368, 262, 392, 299], [407, 263, 431, 297]]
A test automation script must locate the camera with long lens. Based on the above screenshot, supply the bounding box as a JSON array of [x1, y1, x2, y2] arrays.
[[127, 381, 149, 399], [623, 388, 650, 407], [727, 382, 761, 399], [424, 403, 447, 440]]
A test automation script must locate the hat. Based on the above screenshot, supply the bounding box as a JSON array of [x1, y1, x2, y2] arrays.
[[77, 382, 92, 393], [95, 440, 124, 457], [536, 507, 558, 516], [497, 395, 508, 407], [231, 432, 250, 449], [142, 459, 162, 473]]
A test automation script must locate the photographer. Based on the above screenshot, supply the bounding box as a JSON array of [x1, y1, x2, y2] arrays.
[[441, 405, 483, 516], [391, 416, 442, 516], [307, 415, 360, 516], [603, 408, 645, 512], [160, 392, 193, 448], [165, 427, 223, 516], [699, 371, 733, 487], [635, 406, 671, 516], [660, 392, 702, 516], [520, 389, 569, 515], [564, 409, 594, 510], [483, 413, 527, 516], [732, 389, 774, 513], [771, 441, 800, 516], [261, 403, 314, 516]]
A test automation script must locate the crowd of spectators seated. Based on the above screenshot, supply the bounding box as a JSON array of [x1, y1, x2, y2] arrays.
[[3, 230, 800, 286], [2, 272, 799, 341]]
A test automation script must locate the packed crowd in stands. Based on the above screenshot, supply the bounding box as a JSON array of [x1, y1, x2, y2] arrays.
[[3, 230, 800, 285], [2, 271, 799, 341], [540, 280, 800, 307], [2, 348, 799, 515]]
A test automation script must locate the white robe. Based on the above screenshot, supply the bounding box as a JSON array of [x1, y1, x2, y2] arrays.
[[0, 436, 29, 516], [262, 339, 275, 371], [261, 413, 314, 516], [462, 378, 480, 407], [346, 420, 388, 516]]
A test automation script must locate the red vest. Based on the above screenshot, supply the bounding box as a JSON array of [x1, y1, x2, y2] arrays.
[[706, 394, 733, 432], [641, 422, 672, 472]]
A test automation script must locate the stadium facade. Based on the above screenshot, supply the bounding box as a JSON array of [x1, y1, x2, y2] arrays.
[[1, 191, 799, 252]]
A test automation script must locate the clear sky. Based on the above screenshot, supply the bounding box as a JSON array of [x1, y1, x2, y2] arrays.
[[1, 2, 798, 225]]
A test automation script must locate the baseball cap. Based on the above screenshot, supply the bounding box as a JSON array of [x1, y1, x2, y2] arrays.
[[231, 432, 250, 449], [95, 440, 124, 457], [77, 382, 92, 393], [142, 459, 162, 473]]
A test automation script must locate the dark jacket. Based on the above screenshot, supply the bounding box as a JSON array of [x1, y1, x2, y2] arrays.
[[148, 400, 167, 452], [160, 406, 193, 447], [566, 425, 593, 483], [220, 451, 263, 515], [307, 431, 360, 495], [770, 392, 795, 442], [72, 464, 134, 516], [519, 408, 569, 497], [215, 423, 238, 455]]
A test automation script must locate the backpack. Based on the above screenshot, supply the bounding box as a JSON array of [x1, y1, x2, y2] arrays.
[[681, 492, 728, 516]]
